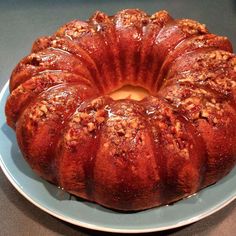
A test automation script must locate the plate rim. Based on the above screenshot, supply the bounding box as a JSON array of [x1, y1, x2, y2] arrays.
[[1, 81, 236, 234]]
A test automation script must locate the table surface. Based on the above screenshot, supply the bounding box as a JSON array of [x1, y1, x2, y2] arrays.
[[1, 0, 236, 235]]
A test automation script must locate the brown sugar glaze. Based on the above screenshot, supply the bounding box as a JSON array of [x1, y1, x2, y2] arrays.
[[5, 9, 236, 211]]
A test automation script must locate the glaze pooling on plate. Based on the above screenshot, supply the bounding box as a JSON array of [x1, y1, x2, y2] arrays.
[[1, 82, 236, 233]]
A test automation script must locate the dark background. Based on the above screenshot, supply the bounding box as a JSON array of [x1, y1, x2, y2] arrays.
[[1, 0, 236, 235]]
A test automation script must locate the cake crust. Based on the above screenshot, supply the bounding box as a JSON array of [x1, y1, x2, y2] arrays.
[[5, 9, 236, 211]]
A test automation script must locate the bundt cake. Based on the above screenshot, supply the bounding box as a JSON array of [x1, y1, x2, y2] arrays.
[[5, 9, 236, 211]]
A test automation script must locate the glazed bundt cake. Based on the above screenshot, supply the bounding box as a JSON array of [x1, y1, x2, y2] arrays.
[[5, 9, 236, 211]]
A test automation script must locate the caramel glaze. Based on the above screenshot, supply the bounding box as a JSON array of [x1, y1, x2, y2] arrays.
[[5, 9, 236, 211]]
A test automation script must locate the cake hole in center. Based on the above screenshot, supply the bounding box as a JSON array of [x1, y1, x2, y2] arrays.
[[109, 85, 149, 101]]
